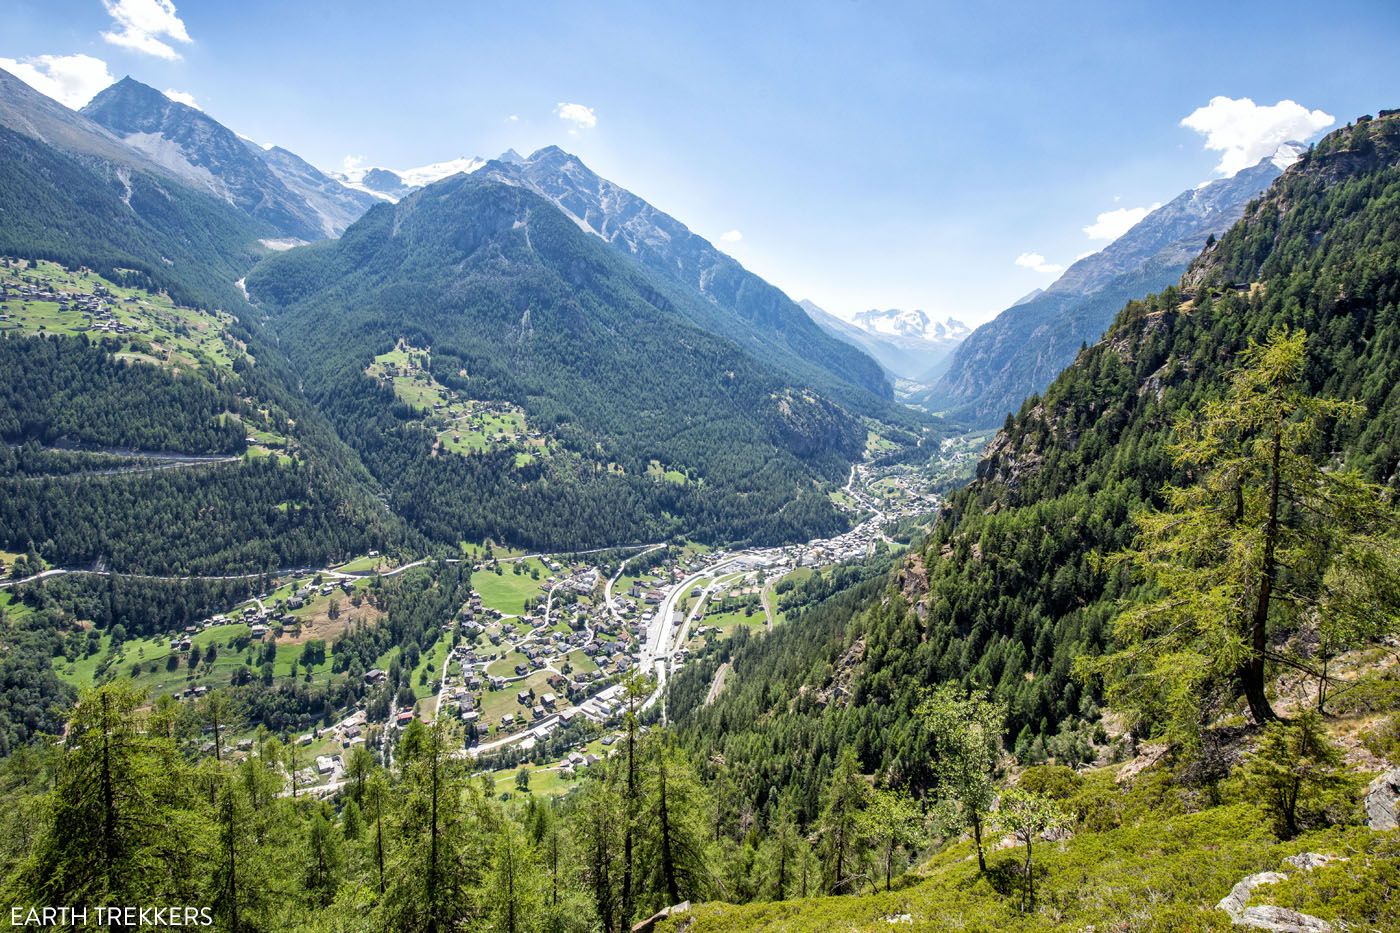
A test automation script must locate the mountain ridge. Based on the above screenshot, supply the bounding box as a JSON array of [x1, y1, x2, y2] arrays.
[[919, 148, 1297, 423]]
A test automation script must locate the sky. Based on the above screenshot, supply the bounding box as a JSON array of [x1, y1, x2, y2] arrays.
[[4, 0, 1399, 326]]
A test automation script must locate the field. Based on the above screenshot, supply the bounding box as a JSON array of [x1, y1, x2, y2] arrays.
[[476, 668, 557, 732], [646, 460, 689, 484], [472, 558, 551, 615]]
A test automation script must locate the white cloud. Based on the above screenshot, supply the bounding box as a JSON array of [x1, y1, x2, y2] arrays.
[[1014, 252, 1063, 276], [101, 0, 192, 60], [719, 230, 743, 243], [0, 53, 115, 108], [507, 114, 519, 122], [554, 102, 597, 131], [1083, 202, 1160, 241], [162, 87, 199, 109], [1181, 96, 1334, 177]]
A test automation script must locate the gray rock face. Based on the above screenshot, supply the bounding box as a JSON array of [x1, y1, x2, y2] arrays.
[[81, 77, 352, 241], [1364, 767, 1400, 830]]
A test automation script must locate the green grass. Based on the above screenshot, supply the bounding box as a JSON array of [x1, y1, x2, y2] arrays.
[[365, 340, 550, 462], [477, 669, 556, 728], [333, 554, 387, 573], [646, 460, 689, 484], [702, 607, 762, 634], [0, 589, 33, 623], [411, 636, 452, 709], [472, 560, 550, 615]]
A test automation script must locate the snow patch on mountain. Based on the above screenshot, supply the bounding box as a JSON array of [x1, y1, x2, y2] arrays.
[[851, 308, 970, 343]]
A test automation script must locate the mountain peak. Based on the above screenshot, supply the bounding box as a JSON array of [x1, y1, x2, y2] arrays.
[[527, 145, 574, 164]]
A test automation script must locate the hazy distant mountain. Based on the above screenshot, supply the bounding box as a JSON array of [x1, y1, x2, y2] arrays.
[[251, 144, 379, 238], [481, 146, 893, 409], [800, 301, 969, 382], [918, 149, 1295, 423]]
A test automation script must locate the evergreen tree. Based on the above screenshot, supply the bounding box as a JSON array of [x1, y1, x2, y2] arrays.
[[1237, 709, 1347, 838], [817, 746, 870, 894], [479, 818, 545, 933]]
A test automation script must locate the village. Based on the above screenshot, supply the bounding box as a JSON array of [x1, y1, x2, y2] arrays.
[[366, 340, 551, 465], [0, 257, 240, 374]]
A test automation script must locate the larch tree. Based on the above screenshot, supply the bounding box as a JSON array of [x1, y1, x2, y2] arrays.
[[817, 746, 871, 895], [1081, 329, 1400, 741]]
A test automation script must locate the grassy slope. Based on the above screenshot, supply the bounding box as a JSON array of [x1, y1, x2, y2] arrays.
[[663, 768, 1396, 932]]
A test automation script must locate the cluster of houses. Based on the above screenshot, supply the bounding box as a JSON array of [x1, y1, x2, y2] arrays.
[[370, 342, 545, 452], [0, 273, 142, 336]]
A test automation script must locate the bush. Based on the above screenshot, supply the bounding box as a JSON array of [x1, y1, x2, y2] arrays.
[[1019, 765, 1084, 801]]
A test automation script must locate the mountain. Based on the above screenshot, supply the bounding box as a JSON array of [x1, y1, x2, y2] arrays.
[[800, 300, 969, 381], [245, 171, 867, 549], [0, 67, 266, 308], [0, 65, 401, 572], [327, 145, 896, 411], [919, 148, 1297, 423], [252, 143, 379, 237], [80, 77, 371, 240], [480, 147, 894, 409]]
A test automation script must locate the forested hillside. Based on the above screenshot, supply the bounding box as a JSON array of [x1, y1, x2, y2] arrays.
[[669, 112, 1400, 818], [484, 147, 896, 408], [247, 173, 879, 549]]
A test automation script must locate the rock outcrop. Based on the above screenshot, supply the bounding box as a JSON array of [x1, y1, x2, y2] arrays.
[[1216, 853, 1344, 932], [1364, 767, 1400, 830]]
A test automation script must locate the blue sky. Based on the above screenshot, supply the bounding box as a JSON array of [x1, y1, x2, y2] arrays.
[[4, 0, 1399, 325]]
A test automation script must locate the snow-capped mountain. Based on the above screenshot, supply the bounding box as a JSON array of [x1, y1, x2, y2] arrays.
[[801, 302, 969, 382], [333, 155, 493, 201], [850, 308, 970, 344]]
